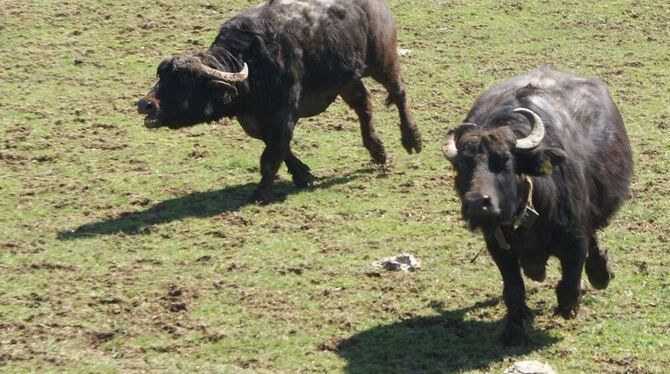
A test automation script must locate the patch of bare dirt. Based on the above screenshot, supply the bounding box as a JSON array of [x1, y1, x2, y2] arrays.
[[87, 331, 115, 347], [0, 152, 28, 166], [160, 284, 193, 316], [318, 335, 345, 352], [27, 262, 78, 272]]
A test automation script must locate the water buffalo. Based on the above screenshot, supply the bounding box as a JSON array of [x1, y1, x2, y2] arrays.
[[442, 66, 633, 345], [137, 0, 422, 202]]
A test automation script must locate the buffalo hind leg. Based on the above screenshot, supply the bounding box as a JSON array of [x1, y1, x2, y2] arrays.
[[555, 238, 588, 319], [370, 66, 422, 154], [484, 232, 531, 346], [340, 79, 386, 164], [585, 234, 614, 290], [251, 122, 293, 203], [285, 149, 314, 188]]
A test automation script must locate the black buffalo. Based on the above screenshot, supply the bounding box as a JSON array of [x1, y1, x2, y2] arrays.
[[442, 66, 633, 345], [137, 0, 422, 202]]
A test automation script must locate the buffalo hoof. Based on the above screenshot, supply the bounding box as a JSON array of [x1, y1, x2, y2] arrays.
[[292, 171, 315, 189], [400, 128, 422, 154], [585, 250, 614, 290], [370, 150, 387, 165], [364, 137, 387, 165], [554, 304, 578, 319], [555, 281, 581, 319], [502, 322, 528, 346], [249, 185, 274, 204], [554, 290, 579, 319]]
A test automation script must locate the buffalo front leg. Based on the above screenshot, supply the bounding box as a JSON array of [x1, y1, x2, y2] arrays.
[[285, 149, 314, 188], [251, 122, 293, 203], [370, 68, 422, 154], [484, 232, 530, 346], [555, 237, 588, 319], [340, 79, 386, 164]]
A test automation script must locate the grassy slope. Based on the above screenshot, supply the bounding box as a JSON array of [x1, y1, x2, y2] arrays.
[[1, 0, 669, 372]]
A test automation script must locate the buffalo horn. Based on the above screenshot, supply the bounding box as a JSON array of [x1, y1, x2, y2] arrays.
[[513, 108, 545, 150], [442, 123, 477, 160], [199, 62, 249, 82]]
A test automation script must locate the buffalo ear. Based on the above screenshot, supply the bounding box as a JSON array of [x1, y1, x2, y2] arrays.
[[518, 146, 567, 176], [209, 80, 238, 104]]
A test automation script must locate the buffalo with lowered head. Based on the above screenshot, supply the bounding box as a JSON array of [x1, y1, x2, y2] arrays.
[[137, 0, 422, 202], [442, 66, 632, 345]]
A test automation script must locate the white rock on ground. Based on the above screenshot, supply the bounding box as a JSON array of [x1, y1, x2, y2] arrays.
[[372, 254, 420, 272], [396, 47, 412, 56], [503, 360, 556, 374]]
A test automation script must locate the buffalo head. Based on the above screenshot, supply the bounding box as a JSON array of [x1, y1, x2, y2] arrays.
[[442, 108, 566, 230], [137, 54, 248, 129]]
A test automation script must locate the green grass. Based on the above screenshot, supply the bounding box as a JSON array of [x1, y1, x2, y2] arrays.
[[1, 0, 669, 372]]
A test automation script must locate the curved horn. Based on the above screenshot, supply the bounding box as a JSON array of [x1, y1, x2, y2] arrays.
[[442, 130, 458, 160], [199, 62, 249, 82], [442, 123, 477, 161], [513, 108, 545, 150]]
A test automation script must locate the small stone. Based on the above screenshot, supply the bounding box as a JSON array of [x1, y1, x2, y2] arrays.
[[503, 360, 556, 374], [396, 47, 412, 57], [372, 254, 420, 272]]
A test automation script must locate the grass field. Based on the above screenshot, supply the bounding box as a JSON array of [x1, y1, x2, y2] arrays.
[[1, 0, 669, 372]]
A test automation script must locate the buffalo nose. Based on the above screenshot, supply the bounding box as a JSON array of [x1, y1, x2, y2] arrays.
[[465, 194, 493, 216], [137, 98, 157, 115]]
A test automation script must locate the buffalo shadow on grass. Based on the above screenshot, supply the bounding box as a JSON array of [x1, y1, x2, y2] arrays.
[[336, 298, 560, 373], [57, 168, 372, 239]]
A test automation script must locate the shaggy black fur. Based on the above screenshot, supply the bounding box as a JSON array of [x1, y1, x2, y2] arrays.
[[445, 66, 633, 345], [137, 0, 422, 202]]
